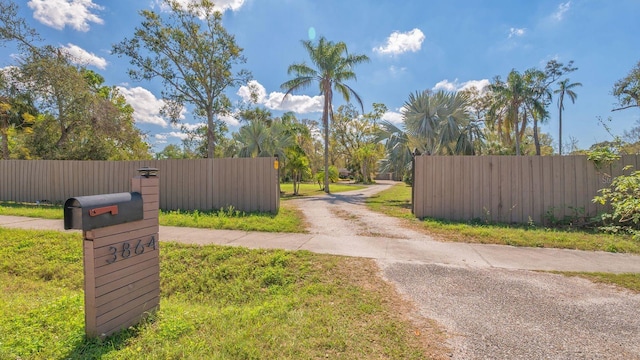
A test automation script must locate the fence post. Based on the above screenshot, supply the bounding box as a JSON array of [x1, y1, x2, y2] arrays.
[[411, 149, 420, 215]]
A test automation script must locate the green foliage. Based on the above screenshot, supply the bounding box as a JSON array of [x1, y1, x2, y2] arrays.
[[0, 228, 431, 359], [612, 60, 640, 111], [543, 205, 586, 228], [404, 90, 477, 155], [315, 165, 339, 189], [112, 0, 251, 158], [587, 144, 621, 170], [593, 166, 640, 238]]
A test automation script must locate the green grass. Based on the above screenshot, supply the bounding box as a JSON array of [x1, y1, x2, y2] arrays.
[[0, 202, 63, 219], [550, 272, 640, 293], [366, 183, 640, 254], [160, 202, 306, 233], [0, 227, 442, 359], [279, 182, 365, 198], [0, 181, 365, 232], [0, 201, 306, 233]]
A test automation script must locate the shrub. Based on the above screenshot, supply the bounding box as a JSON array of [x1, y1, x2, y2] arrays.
[[593, 165, 640, 238]]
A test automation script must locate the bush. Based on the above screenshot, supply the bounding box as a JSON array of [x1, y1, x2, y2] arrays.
[[593, 165, 640, 238], [315, 165, 339, 189]]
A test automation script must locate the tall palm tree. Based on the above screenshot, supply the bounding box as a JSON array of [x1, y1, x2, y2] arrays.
[[488, 70, 531, 155], [554, 78, 582, 155], [523, 69, 551, 156], [281, 37, 369, 193]]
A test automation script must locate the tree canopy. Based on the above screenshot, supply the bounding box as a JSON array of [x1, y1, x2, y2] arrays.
[[612, 61, 640, 112], [112, 0, 250, 158]]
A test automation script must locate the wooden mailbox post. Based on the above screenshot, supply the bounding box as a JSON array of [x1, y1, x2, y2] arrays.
[[64, 168, 160, 338]]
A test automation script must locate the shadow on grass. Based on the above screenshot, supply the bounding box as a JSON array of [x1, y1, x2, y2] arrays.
[[63, 318, 151, 359]]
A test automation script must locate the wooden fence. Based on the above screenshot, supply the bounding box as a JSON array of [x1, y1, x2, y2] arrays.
[[0, 158, 280, 213], [412, 155, 639, 224]]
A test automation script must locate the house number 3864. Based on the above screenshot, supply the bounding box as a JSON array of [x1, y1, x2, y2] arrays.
[[106, 236, 156, 264]]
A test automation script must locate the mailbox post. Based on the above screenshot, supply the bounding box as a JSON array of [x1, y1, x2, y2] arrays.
[[64, 168, 160, 338]]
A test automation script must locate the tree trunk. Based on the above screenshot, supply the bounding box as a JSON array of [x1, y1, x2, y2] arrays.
[[292, 171, 298, 195], [558, 97, 564, 155], [514, 110, 521, 156], [207, 111, 216, 158], [533, 117, 541, 156], [322, 87, 331, 194]]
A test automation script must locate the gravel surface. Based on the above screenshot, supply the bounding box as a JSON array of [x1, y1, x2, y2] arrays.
[[380, 261, 640, 359], [291, 182, 640, 359]]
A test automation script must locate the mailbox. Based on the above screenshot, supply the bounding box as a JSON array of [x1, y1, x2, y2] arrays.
[[64, 192, 144, 231]]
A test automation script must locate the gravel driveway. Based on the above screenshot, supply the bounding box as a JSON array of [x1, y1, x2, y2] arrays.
[[290, 182, 640, 359]]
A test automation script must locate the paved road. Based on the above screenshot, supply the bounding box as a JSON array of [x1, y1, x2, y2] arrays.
[[2, 181, 640, 359]]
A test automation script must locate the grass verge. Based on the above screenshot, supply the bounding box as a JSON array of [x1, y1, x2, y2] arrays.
[[0, 227, 447, 359], [0, 182, 365, 233], [279, 182, 365, 198], [549, 272, 640, 293], [366, 183, 640, 254], [0, 201, 306, 233]]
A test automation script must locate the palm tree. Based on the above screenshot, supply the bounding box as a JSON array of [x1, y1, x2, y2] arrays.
[[281, 36, 369, 193], [523, 69, 551, 156], [403, 90, 474, 155], [554, 78, 582, 155], [376, 120, 413, 180], [488, 70, 532, 155], [235, 118, 294, 159]]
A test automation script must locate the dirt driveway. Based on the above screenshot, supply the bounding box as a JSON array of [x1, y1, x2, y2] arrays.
[[289, 182, 640, 359]]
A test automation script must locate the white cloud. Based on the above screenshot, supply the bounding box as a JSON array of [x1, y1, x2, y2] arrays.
[[237, 80, 324, 114], [155, 134, 168, 140], [60, 43, 107, 69], [219, 114, 240, 127], [433, 79, 490, 93], [168, 131, 189, 140], [178, 122, 206, 132], [433, 79, 458, 92], [27, 0, 103, 32], [265, 92, 323, 113], [508, 27, 526, 38], [117, 86, 170, 127], [237, 80, 267, 104], [382, 111, 404, 125], [458, 79, 491, 93], [553, 1, 571, 21], [389, 65, 407, 76], [159, 0, 245, 14], [374, 29, 425, 55]]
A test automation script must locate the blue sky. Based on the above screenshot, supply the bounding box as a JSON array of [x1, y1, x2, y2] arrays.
[[3, 0, 640, 153]]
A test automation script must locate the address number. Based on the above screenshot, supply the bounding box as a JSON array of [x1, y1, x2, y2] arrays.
[[106, 236, 156, 264]]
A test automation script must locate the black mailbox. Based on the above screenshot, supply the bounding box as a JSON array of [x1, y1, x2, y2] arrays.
[[64, 192, 144, 231]]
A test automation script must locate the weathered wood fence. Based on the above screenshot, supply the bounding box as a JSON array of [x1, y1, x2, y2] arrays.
[[0, 158, 280, 213], [412, 155, 639, 224]]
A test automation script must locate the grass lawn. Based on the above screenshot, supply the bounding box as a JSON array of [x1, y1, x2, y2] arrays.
[[279, 182, 365, 198], [0, 182, 364, 233], [365, 183, 640, 254], [0, 227, 446, 359]]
